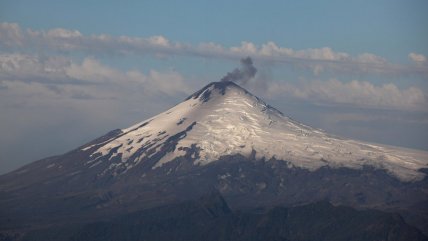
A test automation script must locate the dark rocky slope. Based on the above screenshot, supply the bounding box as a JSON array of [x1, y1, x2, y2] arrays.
[[16, 192, 427, 241]]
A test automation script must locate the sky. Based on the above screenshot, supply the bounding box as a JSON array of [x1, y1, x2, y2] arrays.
[[0, 0, 427, 174]]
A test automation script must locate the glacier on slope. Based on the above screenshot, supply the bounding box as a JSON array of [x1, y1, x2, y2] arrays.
[[82, 81, 428, 182]]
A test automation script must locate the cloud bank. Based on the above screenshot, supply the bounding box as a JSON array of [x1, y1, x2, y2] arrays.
[[0, 53, 189, 100], [409, 52, 427, 64], [1, 53, 425, 112], [265, 79, 427, 111], [1, 22, 427, 112], [1, 22, 427, 77]]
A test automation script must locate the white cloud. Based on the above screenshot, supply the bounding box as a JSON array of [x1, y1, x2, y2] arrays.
[[295, 47, 349, 61], [0, 22, 24, 46], [231, 41, 258, 55], [1, 22, 427, 77], [148, 35, 170, 47], [0, 53, 71, 82], [0, 53, 189, 97], [64, 57, 189, 96], [356, 53, 387, 64], [1, 52, 426, 112], [65, 57, 124, 83], [409, 52, 427, 64], [266, 79, 427, 111], [46, 28, 82, 38], [259, 41, 293, 57]]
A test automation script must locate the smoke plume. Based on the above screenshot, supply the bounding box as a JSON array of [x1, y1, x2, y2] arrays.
[[221, 57, 257, 85]]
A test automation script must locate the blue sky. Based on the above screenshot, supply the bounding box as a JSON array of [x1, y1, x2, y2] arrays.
[[0, 0, 427, 173]]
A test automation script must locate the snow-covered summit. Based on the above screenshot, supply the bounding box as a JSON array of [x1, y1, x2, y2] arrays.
[[82, 81, 428, 182]]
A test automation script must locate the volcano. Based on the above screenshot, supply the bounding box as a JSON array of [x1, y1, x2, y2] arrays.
[[82, 81, 426, 182], [1, 81, 428, 240]]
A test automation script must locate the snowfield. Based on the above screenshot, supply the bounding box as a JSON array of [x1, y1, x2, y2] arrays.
[[83, 81, 428, 182]]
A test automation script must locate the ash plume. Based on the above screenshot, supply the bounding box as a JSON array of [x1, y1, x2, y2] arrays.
[[221, 57, 257, 85]]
